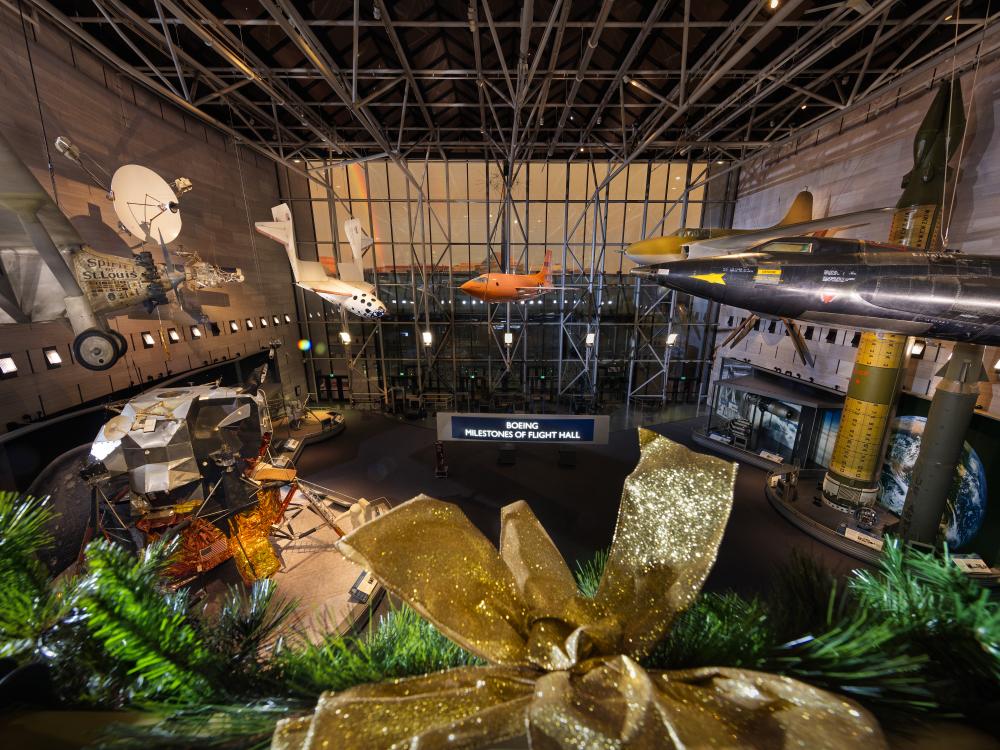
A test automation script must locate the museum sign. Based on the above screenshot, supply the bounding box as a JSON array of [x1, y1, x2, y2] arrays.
[[437, 413, 610, 444]]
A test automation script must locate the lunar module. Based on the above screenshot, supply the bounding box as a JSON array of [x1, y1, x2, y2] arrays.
[[80, 379, 294, 584]]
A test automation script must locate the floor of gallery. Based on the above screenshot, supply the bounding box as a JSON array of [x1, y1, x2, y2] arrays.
[[296, 409, 864, 597]]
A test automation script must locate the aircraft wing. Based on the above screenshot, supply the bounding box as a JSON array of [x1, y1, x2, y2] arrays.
[[689, 206, 894, 255], [0, 131, 84, 250]]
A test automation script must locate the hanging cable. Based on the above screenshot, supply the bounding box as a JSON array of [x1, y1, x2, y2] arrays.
[[17, 0, 60, 206]]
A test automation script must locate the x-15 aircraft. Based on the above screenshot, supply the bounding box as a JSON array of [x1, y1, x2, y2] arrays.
[[631, 236, 1000, 346]]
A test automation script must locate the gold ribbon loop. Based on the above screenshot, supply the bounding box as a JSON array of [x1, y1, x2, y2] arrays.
[[280, 431, 887, 750]]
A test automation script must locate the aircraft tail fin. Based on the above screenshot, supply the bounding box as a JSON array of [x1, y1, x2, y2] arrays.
[[538, 249, 553, 285], [777, 190, 813, 226], [255, 203, 329, 284], [339, 218, 372, 283]]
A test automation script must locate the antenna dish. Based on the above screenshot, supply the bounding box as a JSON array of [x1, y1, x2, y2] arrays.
[[111, 164, 183, 244], [102, 413, 133, 441]]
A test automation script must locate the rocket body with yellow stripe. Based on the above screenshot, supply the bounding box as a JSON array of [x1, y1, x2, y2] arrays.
[[634, 236, 1000, 346]]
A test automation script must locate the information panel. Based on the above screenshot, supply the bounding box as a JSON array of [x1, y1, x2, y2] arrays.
[[437, 412, 610, 445]]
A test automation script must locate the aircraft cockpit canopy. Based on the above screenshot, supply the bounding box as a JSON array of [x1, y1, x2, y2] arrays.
[[675, 228, 712, 241], [471, 275, 488, 284]]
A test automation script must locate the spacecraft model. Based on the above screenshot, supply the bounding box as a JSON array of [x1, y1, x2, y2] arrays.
[[0, 133, 243, 370], [624, 190, 892, 265], [459, 249, 556, 302], [81, 379, 292, 583], [632, 236, 1000, 346], [255, 204, 387, 320]]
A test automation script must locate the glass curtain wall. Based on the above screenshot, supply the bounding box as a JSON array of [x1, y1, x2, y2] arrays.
[[283, 158, 731, 413]]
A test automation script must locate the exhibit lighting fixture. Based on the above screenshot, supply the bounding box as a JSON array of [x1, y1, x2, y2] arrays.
[[167, 328, 180, 343], [910, 339, 926, 358], [260, 317, 268, 327], [422, 330, 433, 346], [273, 315, 281, 325], [229, 320, 239, 332], [340, 331, 352, 345], [769, 0, 779, 9], [284, 314, 292, 323], [43, 347, 62, 368], [141, 332, 155, 348], [667, 332, 679, 346], [585, 332, 596, 346], [0, 355, 15, 376], [504, 331, 513, 346], [190, 326, 202, 339], [246, 318, 254, 329]]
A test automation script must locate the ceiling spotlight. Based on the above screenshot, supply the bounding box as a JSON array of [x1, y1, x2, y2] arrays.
[[190, 325, 203, 339], [800, 104, 807, 110], [340, 330, 352, 344], [0, 355, 17, 375], [167, 328, 181, 343], [585, 332, 596, 346], [504, 331, 513, 346], [422, 330, 433, 346], [769, 0, 779, 9], [666, 332, 679, 346]]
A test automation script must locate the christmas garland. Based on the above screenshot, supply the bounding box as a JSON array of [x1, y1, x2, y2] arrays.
[[0, 485, 997, 748]]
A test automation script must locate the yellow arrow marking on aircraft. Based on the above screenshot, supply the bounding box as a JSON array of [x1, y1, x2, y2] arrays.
[[691, 272, 726, 285]]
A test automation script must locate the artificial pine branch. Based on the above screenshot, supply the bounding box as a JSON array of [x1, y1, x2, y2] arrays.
[[77, 539, 217, 703]]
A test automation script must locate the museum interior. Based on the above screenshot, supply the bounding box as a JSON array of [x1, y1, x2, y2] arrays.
[[1, 1, 1000, 748]]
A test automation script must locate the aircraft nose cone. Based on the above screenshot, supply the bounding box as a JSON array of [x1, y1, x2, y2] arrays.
[[460, 280, 473, 292]]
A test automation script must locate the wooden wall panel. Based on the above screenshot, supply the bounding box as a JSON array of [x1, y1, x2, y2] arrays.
[[0, 11, 307, 432]]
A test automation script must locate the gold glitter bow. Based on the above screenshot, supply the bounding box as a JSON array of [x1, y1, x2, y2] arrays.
[[274, 430, 886, 750]]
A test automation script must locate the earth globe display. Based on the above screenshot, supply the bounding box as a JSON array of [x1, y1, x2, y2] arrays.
[[878, 415, 987, 547]]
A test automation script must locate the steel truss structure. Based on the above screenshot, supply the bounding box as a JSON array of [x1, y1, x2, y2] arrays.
[[18, 0, 999, 411]]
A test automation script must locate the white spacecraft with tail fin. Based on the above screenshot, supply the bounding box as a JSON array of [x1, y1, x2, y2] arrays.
[[255, 203, 386, 320]]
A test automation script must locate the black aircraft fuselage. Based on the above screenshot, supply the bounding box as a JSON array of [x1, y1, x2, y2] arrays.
[[633, 236, 1000, 345]]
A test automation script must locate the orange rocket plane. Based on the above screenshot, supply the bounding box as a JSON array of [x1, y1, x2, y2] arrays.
[[459, 249, 556, 302]]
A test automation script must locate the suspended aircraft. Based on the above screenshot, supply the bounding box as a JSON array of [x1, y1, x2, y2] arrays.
[[459, 249, 556, 303], [631, 236, 1000, 362], [255, 204, 387, 320], [0, 132, 241, 371], [624, 190, 892, 265]]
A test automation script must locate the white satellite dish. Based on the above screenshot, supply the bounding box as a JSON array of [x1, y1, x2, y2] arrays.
[[102, 413, 133, 441], [111, 164, 183, 244]]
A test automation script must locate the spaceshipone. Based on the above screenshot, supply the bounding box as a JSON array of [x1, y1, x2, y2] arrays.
[[631, 236, 1000, 345], [255, 204, 387, 320]]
